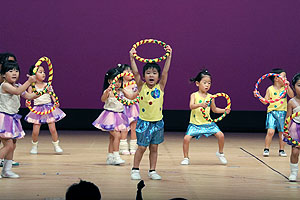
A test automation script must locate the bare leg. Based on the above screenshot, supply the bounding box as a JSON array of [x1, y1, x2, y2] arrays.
[[214, 131, 225, 153], [278, 132, 285, 150], [120, 130, 128, 140], [48, 123, 59, 142], [108, 134, 114, 153], [0, 139, 15, 160], [109, 131, 121, 152], [290, 147, 300, 164], [133, 145, 147, 168], [183, 135, 193, 158], [149, 144, 158, 170], [265, 128, 275, 149], [130, 121, 137, 140], [32, 124, 41, 142]]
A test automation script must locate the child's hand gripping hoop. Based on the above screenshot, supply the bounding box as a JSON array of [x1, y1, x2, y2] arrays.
[[132, 39, 170, 63], [254, 73, 288, 104], [26, 91, 59, 115], [200, 93, 231, 123], [31, 56, 53, 95], [283, 111, 300, 147], [112, 72, 140, 105]]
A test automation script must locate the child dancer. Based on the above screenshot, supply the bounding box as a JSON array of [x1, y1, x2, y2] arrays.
[[283, 73, 300, 181], [93, 67, 136, 165], [255, 68, 294, 157], [0, 61, 37, 178], [25, 65, 66, 154], [0, 53, 20, 167], [181, 69, 230, 165], [117, 64, 139, 155], [130, 45, 172, 180]]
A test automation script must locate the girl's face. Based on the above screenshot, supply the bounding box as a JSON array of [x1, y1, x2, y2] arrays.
[[4, 68, 19, 84], [35, 66, 46, 81], [196, 75, 211, 93], [294, 79, 300, 97], [123, 68, 133, 81], [144, 68, 159, 87], [108, 79, 121, 89]]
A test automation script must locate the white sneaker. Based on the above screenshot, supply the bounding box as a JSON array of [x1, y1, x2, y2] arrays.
[[263, 149, 269, 157], [30, 146, 38, 154], [1, 171, 20, 178], [54, 145, 63, 153], [279, 150, 287, 157], [181, 158, 190, 165], [131, 169, 141, 180], [106, 156, 114, 165], [113, 156, 125, 165], [148, 171, 161, 180], [289, 174, 297, 182], [216, 152, 227, 165]]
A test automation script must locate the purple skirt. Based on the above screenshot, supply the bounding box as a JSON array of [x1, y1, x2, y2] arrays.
[[25, 103, 66, 124], [0, 112, 25, 139], [93, 110, 129, 132], [283, 120, 300, 147], [124, 103, 139, 124]]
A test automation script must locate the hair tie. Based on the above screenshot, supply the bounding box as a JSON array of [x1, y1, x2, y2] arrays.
[[117, 64, 122, 67]]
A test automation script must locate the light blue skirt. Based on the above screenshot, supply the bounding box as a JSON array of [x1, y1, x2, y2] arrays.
[[186, 123, 221, 139]]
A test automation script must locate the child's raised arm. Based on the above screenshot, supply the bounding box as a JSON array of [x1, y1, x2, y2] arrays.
[[159, 45, 172, 92], [2, 74, 36, 95], [130, 48, 143, 90], [101, 84, 112, 102]]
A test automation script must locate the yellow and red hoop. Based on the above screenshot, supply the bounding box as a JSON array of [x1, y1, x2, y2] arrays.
[[200, 93, 231, 123], [283, 112, 300, 147], [26, 91, 59, 115], [111, 72, 140, 105], [31, 56, 53, 95], [132, 39, 170, 63]]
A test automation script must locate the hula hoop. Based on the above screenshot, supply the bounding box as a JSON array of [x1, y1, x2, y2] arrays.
[[132, 39, 170, 63], [123, 80, 136, 88], [254, 73, 288, 104], [200, 93, 231, 123], [283, 111, 300, 147], [26, 91, 59, 115], [112, 72, 140, 105], [31, 56, 53, 95]]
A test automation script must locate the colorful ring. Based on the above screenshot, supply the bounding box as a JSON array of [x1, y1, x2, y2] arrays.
[[112, 72, 140, 105], [26, 91, 59, 115], [200, 93, 231, 123], [283, 111, 300, 147], [132, 39, 170, 63], [254, 73, 288, 104], [31, 56, 53, 95]]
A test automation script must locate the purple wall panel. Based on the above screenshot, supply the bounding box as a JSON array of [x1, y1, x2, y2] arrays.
[[1, 0, 299, 110]]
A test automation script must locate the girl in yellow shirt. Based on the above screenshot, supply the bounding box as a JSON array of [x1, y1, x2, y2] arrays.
[[181, 69, 230, 165]]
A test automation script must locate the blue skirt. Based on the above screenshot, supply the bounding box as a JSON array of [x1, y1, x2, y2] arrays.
[[186, 123, 221, 139]]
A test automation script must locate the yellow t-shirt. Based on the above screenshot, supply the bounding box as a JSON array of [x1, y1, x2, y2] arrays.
[[267, 85, 287, 113], [139, 83, 164, 121], [189, 92, 212, 125]]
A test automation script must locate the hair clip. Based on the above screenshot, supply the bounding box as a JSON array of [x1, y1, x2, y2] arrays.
[[117, 64, 122, 67]]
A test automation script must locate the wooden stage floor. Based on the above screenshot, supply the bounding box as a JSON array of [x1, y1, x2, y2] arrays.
[[0, 131, 299, 200]]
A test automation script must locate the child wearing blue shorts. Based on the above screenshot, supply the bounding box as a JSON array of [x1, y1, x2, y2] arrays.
[[255, 68, 294, 157], [129, 45, 172, 180]]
